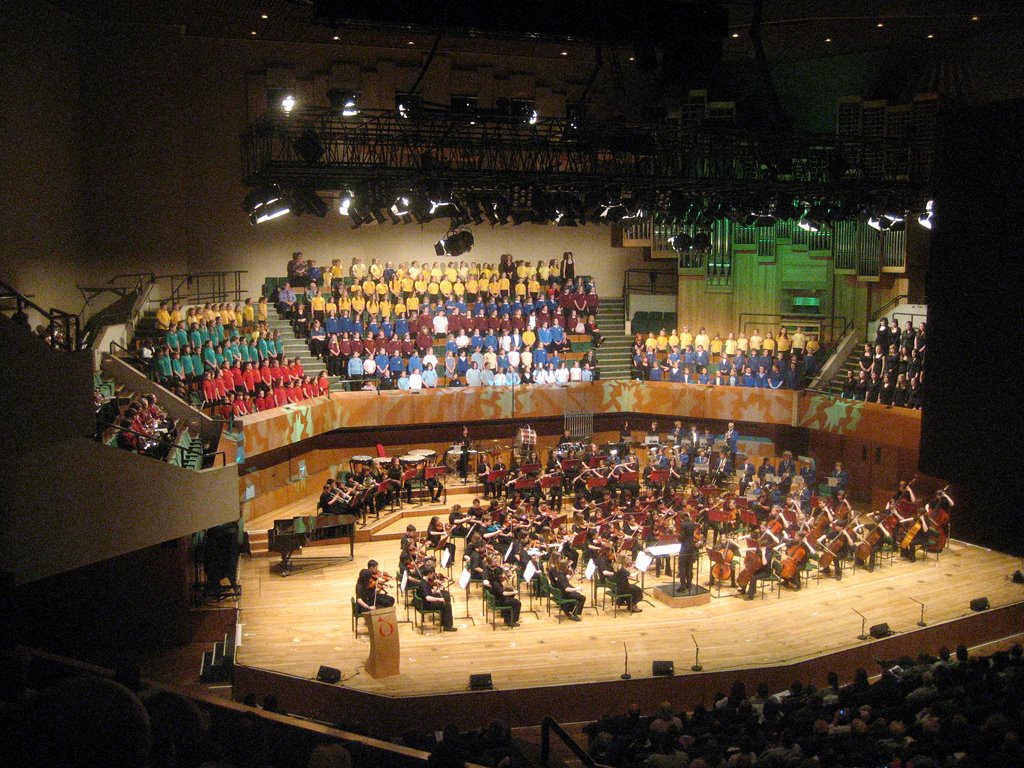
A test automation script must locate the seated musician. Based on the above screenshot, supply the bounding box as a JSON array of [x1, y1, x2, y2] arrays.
[[416, 568, 458, 631], [487, 564, 522, 627], [712, 450, 733, 486], [355, 559, 395, 612], [465, 532, 488, 579], [742, 537, 778, 600], [611, 553, 644, 612], [819, 520, 853, 580], [546, 552, 586, 621], [427, 515, 457, 566]]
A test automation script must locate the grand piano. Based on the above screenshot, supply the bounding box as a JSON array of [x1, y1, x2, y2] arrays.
[[267, 513, 357, 576]]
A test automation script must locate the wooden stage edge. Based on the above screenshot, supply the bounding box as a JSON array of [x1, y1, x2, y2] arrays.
[[233, 536, 1024, 732], [234, 601, 1024, 733]]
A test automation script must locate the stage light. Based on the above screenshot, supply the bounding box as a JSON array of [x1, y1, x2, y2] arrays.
[[328, 89, 359, 117], [281, 94, 295, 113], [290, 186, 328, 218], [691, 231, 712, 250], [243, 188, 291, 225], [390, 195, 411, 217], [436, 229, 475, 257], [338, 191, 353, 216], [918, 200, 934, 229], [668, 233, 692, 252], [798, 215, 820, 232], [528, 110, 538, 125]]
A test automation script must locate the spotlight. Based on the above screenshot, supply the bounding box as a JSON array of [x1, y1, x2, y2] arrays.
[[243, 187, 291, 225], [436, 229, 475, 257], [798, 215, 821, 233], [290, 186, 328, 218], [281, 94, 296, 113], [338, 191, 354, 216], [668, 233, 692, 252], [868, 212, 904, 231], [390, 195, 411, 217], [528, 109, 538, 125], [918, 200, 934, 229], [328, 89, 359, 116]]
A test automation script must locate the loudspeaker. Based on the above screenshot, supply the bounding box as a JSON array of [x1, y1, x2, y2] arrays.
[[316, 665, 341, 684], [469, 673, 493, 691], [869, 623, 893, 639], [652, 660, 675, 677], [970, 597, 990, 612]]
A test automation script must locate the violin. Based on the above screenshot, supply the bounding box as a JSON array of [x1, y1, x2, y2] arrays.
[[368, 571, 393, 592]]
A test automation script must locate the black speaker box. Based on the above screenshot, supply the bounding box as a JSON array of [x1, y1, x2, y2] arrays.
[[469, 673, 493, 691], [970, 597, 990, 612], [869, 623, 892, 639], [652, 660, 675, 677], [316, 665, 341, 684]]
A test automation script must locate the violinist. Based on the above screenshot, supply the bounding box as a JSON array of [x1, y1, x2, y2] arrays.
[[448, 503, 474, 538], [417, 568, 458, 631], [611, 553, 644, 612], [487, 562, 522, 627], [355, 559, 395, 612], [427, 515, 456, 566], [678, 514, 698, 594], [546, 552, 586, 621]]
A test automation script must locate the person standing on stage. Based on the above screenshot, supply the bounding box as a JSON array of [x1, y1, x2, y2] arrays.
[[678, 515, 697, 594], [457, 426, 471, 482], [355, 560, 395, 612], [724, 422, 739, 467]]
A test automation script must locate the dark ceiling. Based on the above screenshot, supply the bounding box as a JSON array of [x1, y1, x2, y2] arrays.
[[49, 0, 1024, 62]]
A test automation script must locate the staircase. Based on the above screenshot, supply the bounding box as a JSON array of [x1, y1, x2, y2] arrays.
[[200, 629, 236, 684], [595, 298, 632, 380], [266, 313, 343, 388], [823, 342, 868, 395]]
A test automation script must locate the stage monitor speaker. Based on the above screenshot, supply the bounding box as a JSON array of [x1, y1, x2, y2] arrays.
[[652, 660, 675, 677], [970, 597, 990, 612], [869, 623, 892, 639], [316, 665, 341, 684], [469, 673, 493, 691]]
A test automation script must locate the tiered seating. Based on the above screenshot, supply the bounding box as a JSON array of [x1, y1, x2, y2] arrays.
[[274, 255, 601, 390], [838, 323, 927, 408], [631, 325, 822, 389]]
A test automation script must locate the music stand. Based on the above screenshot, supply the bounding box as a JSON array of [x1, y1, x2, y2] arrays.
[[425, 465, 447, 505]]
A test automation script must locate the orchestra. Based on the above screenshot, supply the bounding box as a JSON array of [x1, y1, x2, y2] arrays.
[[334, 422, 952, 635]]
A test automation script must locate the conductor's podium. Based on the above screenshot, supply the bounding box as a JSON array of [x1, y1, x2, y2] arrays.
[[363, 606, 400, 678]]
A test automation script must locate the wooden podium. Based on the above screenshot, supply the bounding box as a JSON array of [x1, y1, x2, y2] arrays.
[[363, 606, 400, 678]]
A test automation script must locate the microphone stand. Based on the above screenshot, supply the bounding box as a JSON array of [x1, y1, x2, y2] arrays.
[[852, 608, 868, 640], [621, 642, 631, 680], [691, 633, 703, 671], [909, 596, 927, 627]]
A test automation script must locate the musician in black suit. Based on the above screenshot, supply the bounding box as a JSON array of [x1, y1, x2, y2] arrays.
[[487, 566, 522, 626], [678, 516, 697, 593], [355, 559, 395, 612], [457, 426, 471, 481], [417, 569, 457, 631], [547, 552, 586, 621], [712, 450, 733, 486], [744, 541, 776, 599]]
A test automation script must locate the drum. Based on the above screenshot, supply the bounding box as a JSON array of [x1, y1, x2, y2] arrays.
[[372, 456, 392, 467], [400, 453, 425, 468], [445, 447, 477, 470], [409, 448, 436, 464], [350, 455, 374, 471]]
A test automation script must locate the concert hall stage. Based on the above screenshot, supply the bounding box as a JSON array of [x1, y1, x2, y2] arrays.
[[233, 527, 1024, 731]]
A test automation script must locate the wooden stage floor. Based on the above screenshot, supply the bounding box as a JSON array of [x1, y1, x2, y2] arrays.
[[235, 532, 1024, 699]]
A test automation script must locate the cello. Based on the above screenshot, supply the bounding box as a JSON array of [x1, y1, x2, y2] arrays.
[[736, 538, 763, 589]]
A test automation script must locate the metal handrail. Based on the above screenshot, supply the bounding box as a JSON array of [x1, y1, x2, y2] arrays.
[[738, 312, 848, 345], [540, 716, 601, 767], [96, 419, 190, 459], [151, 270, 249, 306], [0, 280, 82, 351], [871, 294, 909, 321], [623, 269, 678, 296]]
